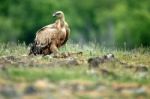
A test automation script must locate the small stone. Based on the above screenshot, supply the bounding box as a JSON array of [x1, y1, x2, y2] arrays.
[[24, 86, 37, 94], [0, 85, 18, 97], [106, 53, 114, 60], [88, 53, 115, 68], [34, 80, 49, 91], [67, 58, 80, 66], [88, 57, 102, 68]]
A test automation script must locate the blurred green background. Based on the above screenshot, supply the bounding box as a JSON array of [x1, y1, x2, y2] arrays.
[[0, 0, 150, 48]]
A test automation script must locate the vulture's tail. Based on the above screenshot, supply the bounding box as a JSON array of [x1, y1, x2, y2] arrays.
[[29, 43, 44, 55]]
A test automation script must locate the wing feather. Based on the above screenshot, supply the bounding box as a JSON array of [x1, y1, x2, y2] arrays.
[[61, 25, 70, 45], [35, 25, 58, 48]]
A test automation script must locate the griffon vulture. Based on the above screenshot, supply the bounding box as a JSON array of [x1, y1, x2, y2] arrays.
[[29, 11, 70, 55]]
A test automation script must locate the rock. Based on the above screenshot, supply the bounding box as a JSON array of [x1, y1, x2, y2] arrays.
[[106, 53, 114, 60], [88, 53, 115, 68], [135, 66, 148, 72], [34, 79, 50, 91], [67, 58, 80, 66], [24, 86, 37, 94], [0, 85, 18, 97], [88, 57, 103, 68], [121, 87, 146, 95]]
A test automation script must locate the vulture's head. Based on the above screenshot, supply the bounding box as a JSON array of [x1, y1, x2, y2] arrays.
[[53, 11, 64, 19]]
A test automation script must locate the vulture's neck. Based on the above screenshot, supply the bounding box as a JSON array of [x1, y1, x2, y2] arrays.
[[58, 17, 65, 27]]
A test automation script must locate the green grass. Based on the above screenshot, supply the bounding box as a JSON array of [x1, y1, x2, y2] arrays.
[[0, 42, 149, 83], [0, 42, 150, 99], [1, 66, 150, 84], [1, 67, 93, 82]]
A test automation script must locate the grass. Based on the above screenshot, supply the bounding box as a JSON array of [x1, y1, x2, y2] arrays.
[[0, 42, 150, 99], [1, 67, 92, 82], [1, 66, 150, 84]]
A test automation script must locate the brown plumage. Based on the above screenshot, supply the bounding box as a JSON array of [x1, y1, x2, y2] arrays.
[[29, 11, 70, 55]]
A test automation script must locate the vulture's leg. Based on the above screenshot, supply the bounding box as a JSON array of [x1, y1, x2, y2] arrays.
[[50, 44, 59, 55]]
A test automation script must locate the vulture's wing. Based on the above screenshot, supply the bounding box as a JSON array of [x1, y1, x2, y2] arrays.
[[61, 24, 70, 45], [36, 24, 55, 33], [35, 25, 58, 48]]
